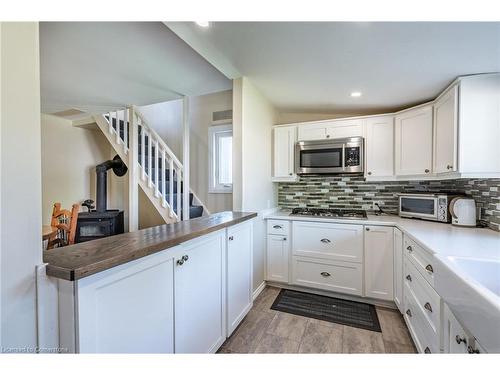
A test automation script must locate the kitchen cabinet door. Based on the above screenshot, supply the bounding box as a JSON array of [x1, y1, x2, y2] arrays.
[[226, 221, 253, 336], [325, 119, 364, 139], [443, 304, 469, 354], [266, 234, 289, 283], [297, 122, 328, 141], [273, 125, 297, 181], [433, 85, 458, 174], [174, 231, 225, 353], [393, 227, 404, 312], [76, 249, 176, 353], [395, 105, 433, 176], [364, 226, 394, 301], [365, 116, 394, 178]]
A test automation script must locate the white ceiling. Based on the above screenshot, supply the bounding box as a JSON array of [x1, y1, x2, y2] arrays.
[[166, 22, 500, 115], [40, 22, 231, 114]]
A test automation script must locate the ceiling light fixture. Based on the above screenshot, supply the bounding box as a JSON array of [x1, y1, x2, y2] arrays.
[[350, 92, 362, 98], [195, 21, 210, 28]]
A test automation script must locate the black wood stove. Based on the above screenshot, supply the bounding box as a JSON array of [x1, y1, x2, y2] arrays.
[[75, 155, 126, 243]]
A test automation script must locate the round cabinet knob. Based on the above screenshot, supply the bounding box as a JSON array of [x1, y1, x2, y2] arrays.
[[425, 169, 430, 173], [367, 172, 372, 175], [455, 335, 467, 345], [282, 237, 287, 241], [326, 134, 330, 138], [228, 236, 234, 241], [289, 173, 293, 176], [365, 227, 370, 231], [447, 165, 453, 170], [176, 259, 184, 266], [182, 255, 189, 262]]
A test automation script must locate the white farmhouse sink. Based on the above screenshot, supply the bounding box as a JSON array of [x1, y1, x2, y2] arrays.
[[448, 257, 500, 297], [434, 255, 500, 353]]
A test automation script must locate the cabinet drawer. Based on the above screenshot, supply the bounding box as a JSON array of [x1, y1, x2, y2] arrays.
[[292, 221, 363, 263], [403, 236, 436, 287], [404, 258, 441, 337], [404, 288, 440, 354], [292, 256, 362, 296], [267, 220, 290, 235]]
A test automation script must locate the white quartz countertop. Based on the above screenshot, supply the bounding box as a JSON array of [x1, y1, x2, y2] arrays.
[[266, 210, 500, 260]]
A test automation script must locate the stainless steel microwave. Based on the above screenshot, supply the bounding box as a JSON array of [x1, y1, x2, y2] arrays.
[[398, 193, 462, 223], [295, 137, 364, 175]]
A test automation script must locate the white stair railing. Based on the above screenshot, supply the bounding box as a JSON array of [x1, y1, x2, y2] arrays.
[[104, 107, 185, 221]]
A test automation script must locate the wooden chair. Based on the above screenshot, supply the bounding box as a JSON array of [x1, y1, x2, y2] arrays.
[[47, 202, 80, 249]]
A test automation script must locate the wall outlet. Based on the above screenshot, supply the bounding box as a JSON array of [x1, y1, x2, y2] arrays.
[[372, 201, 384, 211]]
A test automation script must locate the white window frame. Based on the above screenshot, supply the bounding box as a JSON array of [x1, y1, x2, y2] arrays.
[[208, 124, 233, 194]]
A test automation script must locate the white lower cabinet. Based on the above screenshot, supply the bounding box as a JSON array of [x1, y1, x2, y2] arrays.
[[443, 303, 487, 354], [364, 226, 394, 301], [174, 231, 226, 353], [291, 256, 363, 296], [61, 221, 255, 354], [266, 234, 290, 283], [226, 221, 253, 336], [393, 228, 404, 312], [75, 249, 176, 353]]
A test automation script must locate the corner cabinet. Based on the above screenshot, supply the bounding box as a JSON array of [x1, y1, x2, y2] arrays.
[[272, 125, 297, 182], [433, 85, 458, 174], [363, 226, 394, 301], [365, 116, 394, 179], [395, 104, 434, 177]]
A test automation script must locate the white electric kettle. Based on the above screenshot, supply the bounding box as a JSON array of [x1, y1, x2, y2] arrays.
[[449, 197, 477, 227]]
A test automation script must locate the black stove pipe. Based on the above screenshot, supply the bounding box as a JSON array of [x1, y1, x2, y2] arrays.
[[96, 156, 127, 213]]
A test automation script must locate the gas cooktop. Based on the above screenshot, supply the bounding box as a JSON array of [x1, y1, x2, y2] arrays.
[[290, 207, 368, 219]]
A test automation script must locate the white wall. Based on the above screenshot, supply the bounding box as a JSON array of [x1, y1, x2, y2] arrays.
[[233, 77, 277, 292], [0, 22, 42, 350], [41, 114, 114, 224]]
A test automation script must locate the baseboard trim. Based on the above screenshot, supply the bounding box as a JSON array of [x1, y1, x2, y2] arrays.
[[252, 281, 266, 301]]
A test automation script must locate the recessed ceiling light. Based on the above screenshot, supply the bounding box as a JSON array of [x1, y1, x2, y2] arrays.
[[350, 92, 362, 98], [195, 21, 210, 28]]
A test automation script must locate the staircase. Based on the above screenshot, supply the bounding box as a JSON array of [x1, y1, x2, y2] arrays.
[[93, 107, 204, 224]]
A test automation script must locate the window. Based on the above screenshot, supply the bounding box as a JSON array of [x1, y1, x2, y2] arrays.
[[209, 124, 233, 193]]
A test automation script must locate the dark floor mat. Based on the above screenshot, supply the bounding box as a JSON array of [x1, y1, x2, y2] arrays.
[[271, 289, 381, 332]]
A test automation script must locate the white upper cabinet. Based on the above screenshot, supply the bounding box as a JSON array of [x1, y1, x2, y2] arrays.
[[272, 125, 297, 181], [297, 119, 364, 141], [433, 85, 458, 174], [395, 105, 433, 177], [365, 116, 394, 178]]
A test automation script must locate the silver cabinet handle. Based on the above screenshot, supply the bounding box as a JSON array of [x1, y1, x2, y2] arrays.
[[273, 225, 282, 229], [406, 309, 412, 317], [467, 345, 480, 354], [320, 272, 331, 277], [177, 259, 184, 266], [425, 169, 430, 173], [424, 347, 431, 354], [424, 302, 433, 312], [406, 274, 412, 282], [320, 238, 331, 243], [407, 245, 413, 252], [228, 236, 234, 241], [455, 335, 467, 345], [425, 264, 434, 273]]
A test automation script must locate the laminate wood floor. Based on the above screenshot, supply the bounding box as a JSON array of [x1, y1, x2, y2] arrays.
[[218, 286, 417, 354]]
